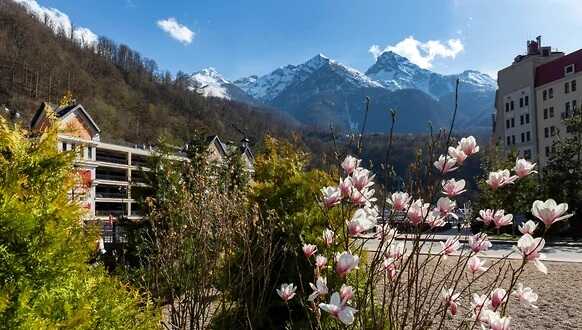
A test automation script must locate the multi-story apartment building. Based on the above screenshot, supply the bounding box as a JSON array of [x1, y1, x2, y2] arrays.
[[30, 102, 254, 243], [494, 37, 582, 167]]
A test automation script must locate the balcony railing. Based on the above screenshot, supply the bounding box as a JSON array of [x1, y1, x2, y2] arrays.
[[96, 173, 127, 182], [96, 150, 128, 165]]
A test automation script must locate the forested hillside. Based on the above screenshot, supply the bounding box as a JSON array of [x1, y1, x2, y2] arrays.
[[0, 0, 305, 148]]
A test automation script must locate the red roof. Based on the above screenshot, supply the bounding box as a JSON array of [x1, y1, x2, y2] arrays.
[[535, 49, 582, 87]]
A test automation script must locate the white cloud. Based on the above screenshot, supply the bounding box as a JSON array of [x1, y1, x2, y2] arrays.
[[157, 17, 194, 45], [12, 0, 98, 47], [369, 36, 464, 69]]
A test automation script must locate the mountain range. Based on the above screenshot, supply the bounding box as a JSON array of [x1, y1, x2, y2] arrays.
[[188, 52, 497, 134]]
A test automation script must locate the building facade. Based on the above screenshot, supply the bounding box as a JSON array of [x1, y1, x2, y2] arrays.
[[30, 102, 254, 243], [494, 37, 582, 167]]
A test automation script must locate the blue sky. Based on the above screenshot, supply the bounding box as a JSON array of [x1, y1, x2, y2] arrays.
[[23, 0, 582, 80]]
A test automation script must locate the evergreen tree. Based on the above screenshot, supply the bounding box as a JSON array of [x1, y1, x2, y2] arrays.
[[0, 115, 158, 329]]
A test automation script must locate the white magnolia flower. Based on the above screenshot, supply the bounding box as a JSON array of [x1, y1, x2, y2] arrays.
[[308, 277, 328, 301], [319, 292, 358, 325]]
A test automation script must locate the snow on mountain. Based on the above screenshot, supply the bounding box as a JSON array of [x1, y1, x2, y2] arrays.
[[366, 51, 496, 99], [234, 54, 382, 102], [12, 0, 98, 47], [189, 68, 231, 99], [188, 68, 258, 104]]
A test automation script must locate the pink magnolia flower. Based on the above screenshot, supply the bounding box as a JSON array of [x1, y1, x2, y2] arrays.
[[319, 292, 358, 325], [387, 242, 404, 259], [338, 177, 352, 198], [277, 283, 297, 302], [441, 178, 466, 197], [531, 199, 573, 227], [516, 234, 547, 274], [512, 283, 538, 308], [315, 255, 327, 269], [518, 220, 538, 235], [448, 146, 467, 164], [486, 169, 518, 190], [407, 199, 430, 225], [339, 284, 354, 304], [441, 288, 460, 316], [350, 167, 375, 191], [350, 187, 376, 206], [375, 224, 397, 240], [467, 256, 488, 273], [347, 208, 376, 236], [471, 293, 491, 323], [458, 136, 479, 156], [341, 155, 360, 175], [383, 257, 398, 280], [308, 277, 328, 302], [492, 210, 513, 229], [321, 186, 341, 208], [488, 312, 511, 330], [434, 155, 458, 173], [323, 228, 334, 247], [335, 252, 359, 277], [477, 209, 496, 226], [387, 191, 411, 211], [513, 158, 537, 178], [426, 210, 447, 229], [490, 288, 507, 310], [468, 233, 492, 253], [440, 237, 460, 258], [435, 197, 457, 218], [303, 244, 317, 258]]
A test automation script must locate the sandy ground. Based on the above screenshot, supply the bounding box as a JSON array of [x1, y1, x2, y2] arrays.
[[503, 261, 582, 330], [369, 255, 582, 329]]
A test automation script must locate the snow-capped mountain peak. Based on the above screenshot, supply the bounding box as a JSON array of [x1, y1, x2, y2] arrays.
[[189, 67, 232, 99], [233, 53, 381, 102], [366, 51, 496, 98]]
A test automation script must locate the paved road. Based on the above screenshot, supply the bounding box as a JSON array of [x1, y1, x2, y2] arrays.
[[360, 235, 582, 263]]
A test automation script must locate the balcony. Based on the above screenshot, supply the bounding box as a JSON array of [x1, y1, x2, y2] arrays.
[[96, 148, 128, 165], [132, 154, 151, 167], [96, 167, 127, 182], [96, 185, 128, 199], [95, 201, 127, 217]]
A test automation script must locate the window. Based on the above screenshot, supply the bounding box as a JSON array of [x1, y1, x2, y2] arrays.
[[526, 131, 531, 142], [87, 147, 93, 160], [543, 90, 547, 101], [551, 126, 556, 136], [565, 102, 571, 117], [525, 95, 529, 106], [572, 80, 577, 92], [520, 115, 524, 125], [512, 135, 516, 145], [565, 82, 570, 94], [549, 88, 554, 99], [544, 108, 548, 119], [545, 127, 549, 138], [506, 119, 510, 129], [550, 107, 555, 118], [511, 118, 515, 127], [520, 132, 525, 143], [510, 101, 515, 110], [520, 98, 524, 107], [524, 149, 531, 159], [505, 103, 510, 112], [573, 100, 578, 111], [526, 113, 530, 124], [507, 136, 511, 146], [565, 64, 575, 75], [545, 146, 550, 157], [61, 142, 67, 151]]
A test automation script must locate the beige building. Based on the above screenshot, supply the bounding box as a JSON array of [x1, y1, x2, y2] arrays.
[[30, 102, 254, 243], [494, 37, 581, 167]]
